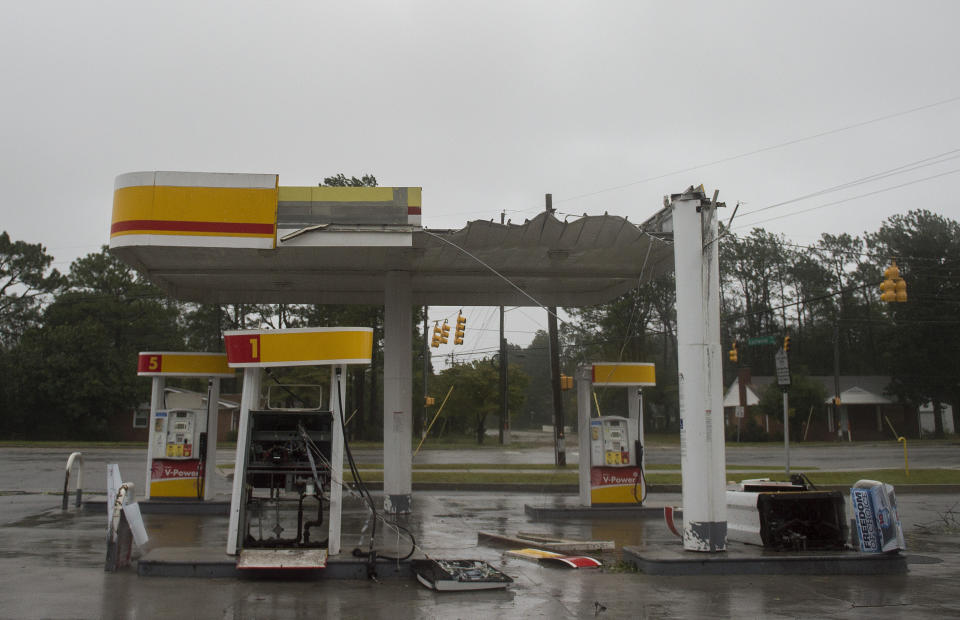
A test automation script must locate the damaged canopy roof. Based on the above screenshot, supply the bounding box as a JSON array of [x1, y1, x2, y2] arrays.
[[109, 172, 674, 307]]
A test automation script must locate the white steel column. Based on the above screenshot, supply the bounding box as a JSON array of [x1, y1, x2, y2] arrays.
[[227, 367, 261, 555], [576, 365, 593, 506], [672, 189, 727, 552], [144, 376, 164, 500], [383, 271, 413, 514], [328, 365, 346, 555], [204, 377, 220, 501]]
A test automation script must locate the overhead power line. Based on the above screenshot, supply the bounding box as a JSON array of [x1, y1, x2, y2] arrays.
[[733, 167, 960, 229], [737, 147, 960, 219], [557, 94, 960, 203]]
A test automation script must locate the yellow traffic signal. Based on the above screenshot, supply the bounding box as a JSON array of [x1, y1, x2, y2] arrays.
[[783, 335, 791, 353], [880, 259, 907, 303], [440, 320, 450, 344], [728, 341, 738, 363], [431, 323, 442, 348], [560, 375, 573, 390], [425, 396, 436, 406], [454, 313, 467, 345]]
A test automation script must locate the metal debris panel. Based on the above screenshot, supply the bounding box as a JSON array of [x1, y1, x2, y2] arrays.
[[411, 559, 513, 591]]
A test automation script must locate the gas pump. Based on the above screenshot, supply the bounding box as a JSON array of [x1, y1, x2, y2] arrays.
[[577, 363, 655, 506], [150, 408, 208, 498], [590, 416, 637, 467], [138, 352, 234, 500], [153, 409, 203, 460], [223, 327, 374, 569]]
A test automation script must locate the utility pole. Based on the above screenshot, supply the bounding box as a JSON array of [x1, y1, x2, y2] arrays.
[[546, 193, 566, 466], [499, 305, 509, 445], [421, 305, 429, 439], [832, 323, 840, 436], [499, 210, 509, 445]]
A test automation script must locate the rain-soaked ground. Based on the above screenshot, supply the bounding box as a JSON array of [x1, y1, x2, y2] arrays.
[[2, 444, 960, 618], [1, 488, 960, 619]]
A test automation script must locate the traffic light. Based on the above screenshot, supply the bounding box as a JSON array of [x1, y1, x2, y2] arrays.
[[425, 396, 436, 406], [560, 375, 573, 390], [728, 341, 738, 363], [454, 312, 467, 345], [783, 335, 791, 353], [440, 320, 450, 344], [880, 259, 907, 303], [431, 323, 442, 348]]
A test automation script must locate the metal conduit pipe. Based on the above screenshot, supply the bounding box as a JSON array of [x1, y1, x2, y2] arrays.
[[62, 452, 84, 510]]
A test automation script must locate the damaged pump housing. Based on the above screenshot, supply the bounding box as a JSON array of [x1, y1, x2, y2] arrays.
[[238, 385, 333, 551], [727, 477, 848, 551]]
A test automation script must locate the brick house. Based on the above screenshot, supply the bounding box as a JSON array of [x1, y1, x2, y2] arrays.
[[723, 371, 918, 441]]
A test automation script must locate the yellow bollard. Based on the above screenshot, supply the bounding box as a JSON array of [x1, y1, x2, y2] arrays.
[[897, 436, 909, 476]]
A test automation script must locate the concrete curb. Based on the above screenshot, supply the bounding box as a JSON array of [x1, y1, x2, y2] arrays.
[[623, 545, 909, 576], [137, 547, 412, 579], [404, 483, 960, 494]]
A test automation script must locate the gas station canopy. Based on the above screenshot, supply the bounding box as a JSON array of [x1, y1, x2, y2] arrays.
[[110, 171, 673, 307]]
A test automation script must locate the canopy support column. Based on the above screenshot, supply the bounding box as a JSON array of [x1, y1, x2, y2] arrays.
[[383, 270, 413, 514], [144, 376, 165, 501], [227, 367, 261, 555], [576, 366, 593, 506]]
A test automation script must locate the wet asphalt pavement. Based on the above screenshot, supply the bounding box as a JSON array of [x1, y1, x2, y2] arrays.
[[1, 443, 960, 618]]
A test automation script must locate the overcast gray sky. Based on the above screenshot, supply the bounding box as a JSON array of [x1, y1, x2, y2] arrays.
[[2, 1, 959, 359]]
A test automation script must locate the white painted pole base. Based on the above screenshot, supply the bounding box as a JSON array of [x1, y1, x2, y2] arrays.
[[672, 188, 727, 552]]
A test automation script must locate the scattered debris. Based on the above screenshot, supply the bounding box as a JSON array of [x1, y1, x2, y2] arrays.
[[664, 506, 682, 538], [411, 559, 513, 591], [478, 531, 614, 552], [505, 548, 601, 568], [727, 478, 848, 551], [915, 501, 960, 534], [105, 464, 148, 572]]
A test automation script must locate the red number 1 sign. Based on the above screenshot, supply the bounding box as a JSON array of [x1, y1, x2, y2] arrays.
[[225, 333, 261, 364]]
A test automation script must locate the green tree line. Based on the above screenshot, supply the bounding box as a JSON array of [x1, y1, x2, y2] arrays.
[[555, 209, 960, 439], [0, 208, 956, 441]]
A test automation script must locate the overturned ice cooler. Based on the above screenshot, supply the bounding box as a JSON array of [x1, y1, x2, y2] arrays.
[[851, 479, 906, 553]]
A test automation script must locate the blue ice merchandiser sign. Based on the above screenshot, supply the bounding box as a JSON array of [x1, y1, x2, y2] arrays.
[[851, 480, 906, 553]]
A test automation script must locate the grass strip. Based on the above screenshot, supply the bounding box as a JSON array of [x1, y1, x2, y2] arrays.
[[355, 463, 810, 471], [336, 468, 958, 486]]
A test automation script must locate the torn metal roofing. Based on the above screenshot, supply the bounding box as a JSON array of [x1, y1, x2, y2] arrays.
[[113, 210, 674, 307]]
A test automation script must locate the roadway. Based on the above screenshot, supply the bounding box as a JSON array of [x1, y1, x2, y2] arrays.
[[2, 437, 956, 498]]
